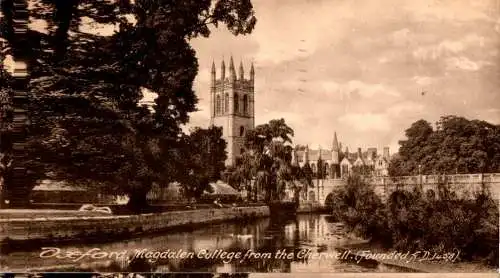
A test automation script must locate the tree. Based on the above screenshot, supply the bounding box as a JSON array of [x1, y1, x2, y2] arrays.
[[0, 0, 257, 209], [178, 126, 227, 201], [230, 118, 295, 203], [390, 116, 500, 176]]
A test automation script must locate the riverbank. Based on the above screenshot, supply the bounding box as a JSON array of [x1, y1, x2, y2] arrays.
[[0, 206, 269, 251]]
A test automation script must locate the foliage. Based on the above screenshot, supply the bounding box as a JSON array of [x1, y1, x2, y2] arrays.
[[389, 116, 500, 176], [177, 126, 227, 200], [330, 175, 499, 267], [329, 175, 390, 242], [228, 118, 296, 202], [0, 0, 256, 209]]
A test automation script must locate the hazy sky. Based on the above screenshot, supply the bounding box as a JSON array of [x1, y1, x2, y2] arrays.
[[189, 0, 500, 153]]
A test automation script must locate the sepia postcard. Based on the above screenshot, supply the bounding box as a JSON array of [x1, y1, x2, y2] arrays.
[[0, 0, 499, 277]]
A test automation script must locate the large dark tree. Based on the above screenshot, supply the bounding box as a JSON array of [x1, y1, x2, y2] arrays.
[[0, 0, 256, 209], [178, 126, 227, 201], [389, 116, 500, 176]]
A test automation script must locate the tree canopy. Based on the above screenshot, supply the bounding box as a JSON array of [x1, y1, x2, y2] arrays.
[[0, 0, 256, 208], [227, 118, 302, 203], [389, 116, 500, 176], [178, 126, 227, 200]]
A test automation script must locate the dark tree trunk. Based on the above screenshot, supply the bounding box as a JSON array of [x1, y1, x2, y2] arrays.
[[127, 186, 150, 213], [53, 0, 78, 61]]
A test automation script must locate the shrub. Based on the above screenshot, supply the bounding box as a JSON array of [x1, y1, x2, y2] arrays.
[[329, 175, 499, 267]]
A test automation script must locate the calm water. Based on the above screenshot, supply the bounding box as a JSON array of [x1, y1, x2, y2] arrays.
[[1, 214, 404, 273]]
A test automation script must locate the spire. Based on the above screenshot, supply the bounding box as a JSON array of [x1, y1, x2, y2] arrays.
[[332, 132, 339, 151], [229, 56, 236, 80], [221, 59, 226, 80], [239, 60, 244, 80]]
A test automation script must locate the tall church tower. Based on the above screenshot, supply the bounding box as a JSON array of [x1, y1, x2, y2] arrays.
[[210, 57, 255, 166]]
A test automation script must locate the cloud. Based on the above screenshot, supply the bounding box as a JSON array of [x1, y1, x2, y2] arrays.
[[413, 34, 486, 61], [344, 80, 400, 98], [386, 101, 425, 116], [412, 76, 434, 86], [403, 0, 493, 22], [445, 56, 481, 71], [338, 113, 391, 132]]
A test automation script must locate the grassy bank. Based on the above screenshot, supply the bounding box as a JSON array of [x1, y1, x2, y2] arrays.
[[328, 175, 499, 267]]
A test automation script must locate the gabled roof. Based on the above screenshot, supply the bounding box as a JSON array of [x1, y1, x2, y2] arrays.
[[340, 157, 355, 165]]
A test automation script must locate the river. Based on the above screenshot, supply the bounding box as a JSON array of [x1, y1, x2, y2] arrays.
[[0, 214, 408, 273]]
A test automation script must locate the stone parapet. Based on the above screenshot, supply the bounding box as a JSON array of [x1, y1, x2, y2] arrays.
[[0, 206, 270, 243]]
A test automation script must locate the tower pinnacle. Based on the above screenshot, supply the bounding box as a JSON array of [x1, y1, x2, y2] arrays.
[[239, 60, 244, 80], [250, 62, 255, 82], [221, 60, 226, 80], [229, 56, 236, 80]]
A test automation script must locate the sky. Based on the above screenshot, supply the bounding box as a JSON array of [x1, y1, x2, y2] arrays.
[[3, 0, 500, 154], [188, 0, 500, 154]]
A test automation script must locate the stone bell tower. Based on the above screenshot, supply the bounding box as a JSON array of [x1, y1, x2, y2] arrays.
[[210, 57, 255, 166]]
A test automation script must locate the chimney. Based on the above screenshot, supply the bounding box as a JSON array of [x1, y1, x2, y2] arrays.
[[383, 147, 390, 159]]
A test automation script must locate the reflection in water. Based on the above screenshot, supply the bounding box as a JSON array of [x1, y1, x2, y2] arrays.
[[1, 214, 401, 273]]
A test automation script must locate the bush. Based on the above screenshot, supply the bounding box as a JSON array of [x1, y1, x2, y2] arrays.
[[329, 175, 499, 267]]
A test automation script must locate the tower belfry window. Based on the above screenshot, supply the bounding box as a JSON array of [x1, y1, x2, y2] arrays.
[[224, 93, 229, 113], [234, 93, 239, 113], [240, 126, 245, 137], [243, 95, 248, 114], [216, 95, 221, 115]]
